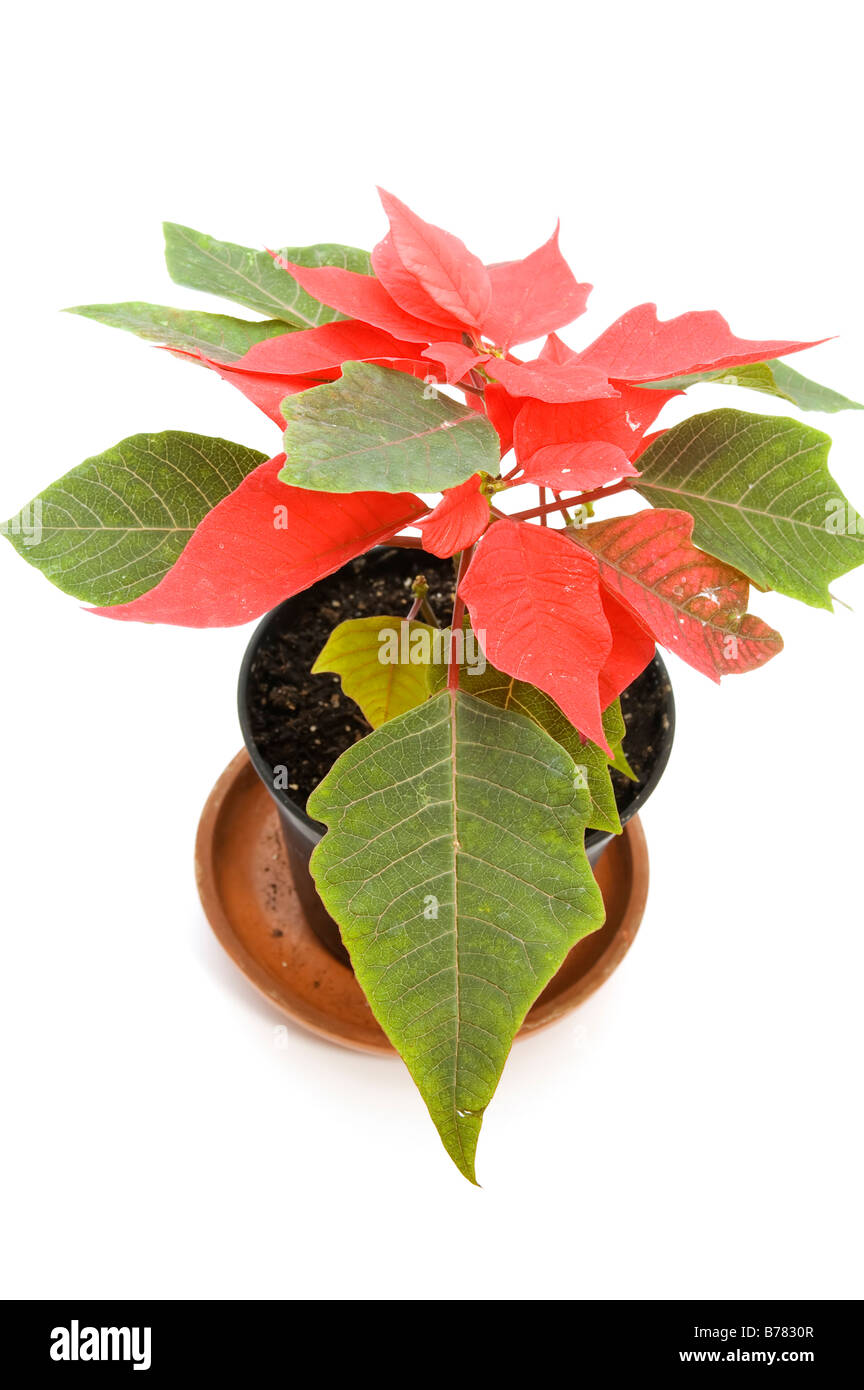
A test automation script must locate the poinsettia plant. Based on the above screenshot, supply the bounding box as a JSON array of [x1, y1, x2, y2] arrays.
[[6, 190, 863, 1183]]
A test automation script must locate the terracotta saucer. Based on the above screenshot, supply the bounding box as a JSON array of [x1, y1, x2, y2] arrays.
[[195, 751, 650, 1055]]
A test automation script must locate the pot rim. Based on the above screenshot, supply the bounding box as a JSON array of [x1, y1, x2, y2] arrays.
[[237, 552, 676, 842]]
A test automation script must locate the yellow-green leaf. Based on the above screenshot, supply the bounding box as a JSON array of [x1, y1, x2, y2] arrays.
[[312, 616, 443, 728]]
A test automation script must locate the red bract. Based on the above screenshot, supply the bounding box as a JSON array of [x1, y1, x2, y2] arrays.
[[421, 342, 486, 385], [459, 520, 614, 752], [483, 226, 592, 349], [417, 475, 491, 558], [377, 188, 492, 329], [483, 355, 616, 404], [189, 323, 460, 420], [234, 321, 427, 374], [371, 234, 466, 332], [169, 351, 335, 426], [576, 303, 822, 381], [596, 587, 657, 709], [90, 457, 427, 627], [481, 383, 523, 456], [518, 441, 640, 491], [276, 261, 459, 343], [513, 383, 678, 488]]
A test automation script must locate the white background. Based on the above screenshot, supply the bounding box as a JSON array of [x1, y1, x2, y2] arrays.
[[2, 1, 862, 1301]]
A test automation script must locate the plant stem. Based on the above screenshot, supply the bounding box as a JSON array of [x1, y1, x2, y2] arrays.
[[553, 491, 574, 524], [407, 594, 440, 626], [466, 369, 487, 395], [448, 548, 474, 691], [511, 478, 633, 523], [420, 599, 440, 626], [539, 487, 548, 525], [387, 534, 424, 549]]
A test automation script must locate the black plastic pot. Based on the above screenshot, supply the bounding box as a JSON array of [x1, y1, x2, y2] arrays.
[[238, 547, 675, 966]]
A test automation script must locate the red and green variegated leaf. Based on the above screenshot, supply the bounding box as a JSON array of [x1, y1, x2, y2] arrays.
[[513, 384, 677, 484], [484, 355, 615, 404], [88, 457, 426, 626], [637, 358, 864, 414], [482, 226, 591, 349], [377, 188, 492, 329], [276, 261, 458, 344], [417, 474, 492, 557], [572, 508, 784, 679], [459, 519, 613, 751], [1, 432, 266, 606], [633, 409, 864, 609], [576, 303, 823, 383]]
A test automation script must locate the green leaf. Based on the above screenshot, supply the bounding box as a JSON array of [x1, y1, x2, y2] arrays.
[[768, 360, 864, 413], [609, 736, 637, 782], [639, 359, 863, 413], [66, 302, 291, 363], [280, 362, 500, 494], [1, 432, 266, 605], [596, 696, 637, 782], [461, 661, 624, 834], [307, 689, 605, 1183], [592, 695, 634, 779], [163, 223, 371, 328], [633, 409, 864, 608], [312, 616, 443, 728]]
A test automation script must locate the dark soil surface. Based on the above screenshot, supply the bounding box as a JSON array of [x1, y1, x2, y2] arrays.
[[244, 546, 673, 826]]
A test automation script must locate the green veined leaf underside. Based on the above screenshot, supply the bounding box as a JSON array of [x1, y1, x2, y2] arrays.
[[307, 689, 605, 1183], [66, 302, 291, 363], [163, 223, 372, 328], [632, 409, 864, 608], [638, 359, 863, 413], [280, 362, 500, 493], [1, 432, 266, 606]]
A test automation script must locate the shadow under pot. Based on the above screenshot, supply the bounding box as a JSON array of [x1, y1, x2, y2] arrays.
[[238, 546, 675, 968]]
